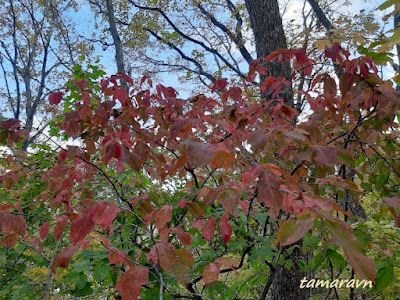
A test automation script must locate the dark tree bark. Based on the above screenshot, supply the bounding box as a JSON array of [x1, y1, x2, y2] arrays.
[[244, 0, 293, 106], [105, 0, 126, 76], [244, 1, 307, 299]]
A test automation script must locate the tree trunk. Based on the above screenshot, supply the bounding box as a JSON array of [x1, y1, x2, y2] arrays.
[[271, 242, 310, 300], [244, 0, 293, 106], [105, 0, 126, 76], [244, 1, 307, 299]]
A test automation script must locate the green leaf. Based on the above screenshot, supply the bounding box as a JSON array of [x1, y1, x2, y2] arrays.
[[327, 250, 346, 270], [65, 272, 87, 290], [93, 264, 112, 281], [250, 245, 274, 262], [372, 266, 394, 292]]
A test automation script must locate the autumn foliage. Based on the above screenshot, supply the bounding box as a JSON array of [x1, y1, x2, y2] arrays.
[[1, 43, 400, 298]]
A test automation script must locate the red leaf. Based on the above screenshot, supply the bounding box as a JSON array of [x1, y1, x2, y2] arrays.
[[52, 246, 79, 273], [102, 142, 124, 165], [160, 85, 177, 98], [154, 205, 172, 231], [114, 143, 124, 161], [211, 151, 235, 170], [54, 217, 68, 241], [383, 196, 400, 208], [203, 263, 220, 284], [192, 219, 204, 230], [179, 200, 186, 209], [158, 243, 177, 272], [170, 119, 187, 139], [186, 201, 205, 218], [58, 150, 68, 164], [219, 215, 232, 244], [211, 78, 228, 93], [170, 227, 192, 246], [82, 91, 91, 105], [243, 164, 262, 186], [182, 140, 216, 168], [215, 257, 239, 269], [116, 266, 149, 300], [229, 87, 242, 101], [0, 204, 14, 212], [257, 171, 283, 212], [276, 214, 315, 247], [312, 145, 338, 166], [217, 187, 240, 215], [49, 92, 63, 105], [0, 212, 26, 236], [70, 213, 95, 245], [326, 219, 376, 283], [1, 119, 20, 129], [109, 250, 126, 265], [39, 222, 50, 240], [325, 43, 350, 63], [117, 72, 134, 86], [203, 216, 216, 242], [92, 202, 120, 230], [1, 233, 18, 248], [239, 200, 249, 213]]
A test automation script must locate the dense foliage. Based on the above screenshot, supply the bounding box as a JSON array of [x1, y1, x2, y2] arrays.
[[0, 43, 400, 299]]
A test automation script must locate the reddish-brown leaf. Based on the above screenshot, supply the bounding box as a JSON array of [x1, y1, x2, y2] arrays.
[[116, 266, 149, 300], [312, 145, 338, 166], [0, 204, 14, 212], [219, 215, 232, 244], [158, 243, 177, 272], [186, 201, 205, 218], [215, 257, 239, 269], [109, 250, 126, 265], [203, 216, 216, 242], [0, 233, 18, 248], [211, 151, 235, 170], [326, 219, 376, 283], [170, 227, 192, 246], [203, 263, 220, 285], [70, 213, 95, 245], [52, 246, 79, 273], [0, 212, 26, 236], [4, 177, 14, 190], [257, 171, 283, 212], [383, 196, 400, 208], [39, 222, 50, 240], [58, 150, 68, 164], [182, 140, 216, 168], [239, 200, 250, 213], [176, 248, 195, 268], [154, 205, 172, 231], [54, 217, 68, 241], [243, 164, 262, 186], [1, 118, 19, 129], [276, 214, 315, 247], [92, 202, 120, 230], [217, 188, 240, 215], [229, 87, 242, 101], [211, 78, 228, 93], [49, 92, 63, 105]]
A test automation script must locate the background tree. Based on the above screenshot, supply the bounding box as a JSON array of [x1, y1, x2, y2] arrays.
[[0, 0, 92, 149]]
